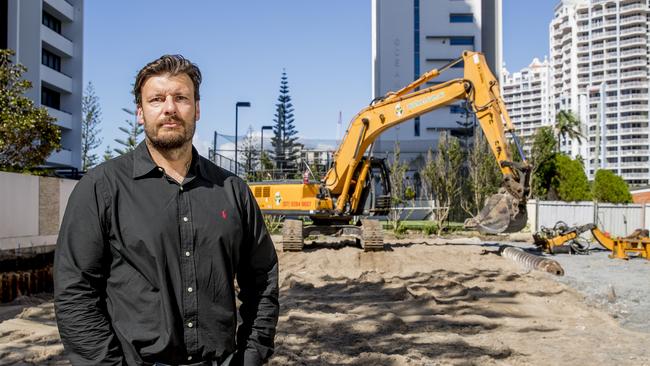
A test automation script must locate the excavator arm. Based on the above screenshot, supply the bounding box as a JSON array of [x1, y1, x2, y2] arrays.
[[323, 51, 530, 234]]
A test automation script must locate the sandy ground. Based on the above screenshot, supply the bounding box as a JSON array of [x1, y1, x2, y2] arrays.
[[1, 236, 649, 365]]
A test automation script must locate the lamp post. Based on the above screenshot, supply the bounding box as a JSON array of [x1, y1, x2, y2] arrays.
[[260, 125, 273, 153], [235, 101, 251, 175], [260, 125, 273, 175]]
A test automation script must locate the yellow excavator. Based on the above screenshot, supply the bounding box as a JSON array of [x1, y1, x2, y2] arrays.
[[250, 51, 531, 251]]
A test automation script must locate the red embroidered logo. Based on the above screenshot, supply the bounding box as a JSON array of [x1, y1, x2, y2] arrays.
[[221, 210, 227, 219]]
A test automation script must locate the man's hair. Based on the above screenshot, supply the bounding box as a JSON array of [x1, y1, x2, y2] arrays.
[[133, 54, 202, 106]]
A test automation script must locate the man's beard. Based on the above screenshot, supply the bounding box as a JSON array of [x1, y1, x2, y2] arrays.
[[145, 115, 195, 150]]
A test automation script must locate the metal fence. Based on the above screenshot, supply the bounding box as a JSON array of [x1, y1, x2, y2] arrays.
[[527, 200, 650, 237]]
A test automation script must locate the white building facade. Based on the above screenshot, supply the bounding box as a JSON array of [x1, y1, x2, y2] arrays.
[[502, 58, 555, 155], [371, 0, 503, 160], [550, 0, 650, 185], [4, 0, 84, 170]]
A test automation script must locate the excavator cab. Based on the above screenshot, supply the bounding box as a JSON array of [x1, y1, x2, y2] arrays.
[[362, 158, 392, 216]]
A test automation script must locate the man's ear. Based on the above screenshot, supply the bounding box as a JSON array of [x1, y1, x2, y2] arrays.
[[136, 105, 145, 125], [195, 101, 201, 122]]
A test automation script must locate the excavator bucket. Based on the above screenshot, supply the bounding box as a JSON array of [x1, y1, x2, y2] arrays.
[[464, 191, 528, 234]]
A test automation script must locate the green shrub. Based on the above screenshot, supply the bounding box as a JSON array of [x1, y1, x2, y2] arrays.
[[592, 169, 632, 203], [422, 223, 437, 236]]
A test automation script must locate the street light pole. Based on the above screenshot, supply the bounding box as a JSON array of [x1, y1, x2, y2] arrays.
[[260, 125, 273, 174], [260, 125, 273, 154], [235, 101, 251, 175]]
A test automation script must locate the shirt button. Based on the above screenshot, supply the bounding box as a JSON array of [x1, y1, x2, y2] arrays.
[[187, 322, 193, 328], [187, 356, 192, 361], [157, 167, 163, 172], [185, 251, 191, 257], [180, 186, 184, 191], [187, 287, 193, 293], [183, 217, 189, 222]]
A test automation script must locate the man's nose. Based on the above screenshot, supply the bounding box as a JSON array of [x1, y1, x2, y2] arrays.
[[163, 96, 177, 114]]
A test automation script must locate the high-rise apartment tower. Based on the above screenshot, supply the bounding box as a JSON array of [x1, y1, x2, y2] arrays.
[[372, 0, 503, 160], [4, 0, 84, 170]]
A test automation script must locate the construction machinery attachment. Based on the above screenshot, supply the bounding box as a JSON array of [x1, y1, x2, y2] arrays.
[[590, 226, 650, 260], [533, 221, 595, 254]]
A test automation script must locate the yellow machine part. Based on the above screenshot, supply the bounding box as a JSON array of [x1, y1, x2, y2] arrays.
[[591, 227, 650, 260], [250, 182, 333, 214]]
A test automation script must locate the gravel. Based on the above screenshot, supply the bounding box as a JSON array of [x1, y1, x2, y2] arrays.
[[504, 241, 650, 333]]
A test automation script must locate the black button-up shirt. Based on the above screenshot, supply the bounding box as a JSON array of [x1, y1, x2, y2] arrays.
[[54, 142, 279, 366]]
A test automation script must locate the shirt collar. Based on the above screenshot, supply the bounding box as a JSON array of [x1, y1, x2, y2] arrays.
[[132, 141, 204, 179]]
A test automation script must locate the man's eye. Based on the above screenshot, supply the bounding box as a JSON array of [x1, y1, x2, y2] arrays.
[[175, 95, 188, 101], [150, 97, 163, 103]]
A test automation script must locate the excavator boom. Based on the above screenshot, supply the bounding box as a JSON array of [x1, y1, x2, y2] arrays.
[[322, 51, 530, 233], [249, 51, 531, 250]]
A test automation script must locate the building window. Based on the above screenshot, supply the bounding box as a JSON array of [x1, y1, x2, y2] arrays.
[[450, 105, 465, 114], [42, 11, 61, 34], [42, 48, 61, 72], [42, 86, 61, 110], [449, 36, 474, 46], [450, 13, 473, 23], [414, 117, 421, 137]]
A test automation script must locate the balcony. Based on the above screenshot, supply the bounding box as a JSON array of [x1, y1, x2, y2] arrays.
[[46, 148, 72, 166], [592, 30, 618, 39], [620, 47, 646, 57], [620, 149, 650, 156], [620, 3, 647, 13], [620, 59, 646, 68], [619, 115, 649, 122], [619, 127, 649, 134], [620, 37, 646, 46], [620, 82, 649, 89], [620, 70, 647, 78], [43, 0, 74, 22], [619, 138, 649, 145], [621, 26, 647, 36], [40, 64, 73, 93], [619, 104, 649, 111], [46, 107, 72, 129], [41, 25, 74, 58], [619, 161, 650, 167], [621, 172, 650, 178], [620, 93, 649, 101], [591, 43, 605, 50], [620, 15, 647, 25]]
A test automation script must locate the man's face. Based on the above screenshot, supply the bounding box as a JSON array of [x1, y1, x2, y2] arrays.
[[137, 73, 200, 150]]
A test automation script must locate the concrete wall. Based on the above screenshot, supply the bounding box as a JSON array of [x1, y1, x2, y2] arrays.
[[527, 200, 650, 237], [0, 171, 77, 250]]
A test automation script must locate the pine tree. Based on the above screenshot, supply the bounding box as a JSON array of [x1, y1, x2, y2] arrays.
[[81, 82, 103, 170], [103, 145, 114, 162], [270, 70, 299, 172], [113, 108, 142, 155]]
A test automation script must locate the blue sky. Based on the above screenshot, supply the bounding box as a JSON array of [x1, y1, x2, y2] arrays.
[[84, 0, 559, 157]]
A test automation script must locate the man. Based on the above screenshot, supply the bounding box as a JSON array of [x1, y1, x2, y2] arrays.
[[54, 55, 279, 366]]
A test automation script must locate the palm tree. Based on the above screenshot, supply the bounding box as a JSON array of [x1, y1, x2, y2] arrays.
[[554, 110, 583, 152]]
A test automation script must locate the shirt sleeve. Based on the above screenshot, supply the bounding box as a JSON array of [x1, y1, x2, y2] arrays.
[[53, 171, 124, 365], [235, 181, 280, 365]]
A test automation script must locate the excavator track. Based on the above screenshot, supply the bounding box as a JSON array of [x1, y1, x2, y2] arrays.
[[360, 219, 384, 251], [282, 219, 304, 252]]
